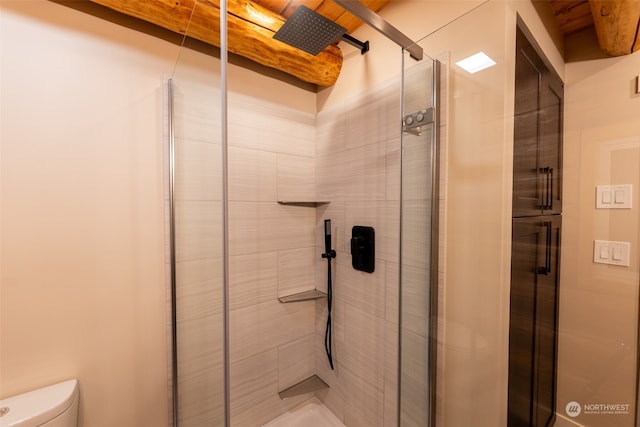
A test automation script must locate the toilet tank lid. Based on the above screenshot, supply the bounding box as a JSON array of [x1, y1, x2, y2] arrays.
[[0, 379, 78, 427]]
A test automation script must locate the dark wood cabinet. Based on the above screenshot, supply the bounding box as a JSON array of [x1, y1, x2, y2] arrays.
[[509, 24, 563, 427], [513, 27, 563, 218], [509, 216, 561, 427]]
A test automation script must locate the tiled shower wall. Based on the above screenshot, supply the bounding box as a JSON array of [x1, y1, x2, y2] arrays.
[[314, 77, 403, 427], [170, 72, 407, 426], [226, 92, 319, 426], [170, 78, 225, 427]]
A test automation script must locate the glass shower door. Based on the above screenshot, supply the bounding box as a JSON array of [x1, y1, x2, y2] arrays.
[[167, 14, 225, 427], [399, 53, 439, 427]]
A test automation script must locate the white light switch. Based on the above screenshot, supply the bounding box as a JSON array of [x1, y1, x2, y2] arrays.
[[594, 240, 631, 266], [596, 185, 633, 209], [599, 246, 609, 259]]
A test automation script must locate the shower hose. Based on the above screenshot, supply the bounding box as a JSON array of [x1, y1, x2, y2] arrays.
[[323, 248, 336, 370]]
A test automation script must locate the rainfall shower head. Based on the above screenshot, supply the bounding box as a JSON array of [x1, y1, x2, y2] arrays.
[[273, 5, 347, 56]]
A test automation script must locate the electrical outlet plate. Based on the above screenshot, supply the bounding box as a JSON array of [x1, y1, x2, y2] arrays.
[[596, 184, 632, 209], [593, 240, 631, 266]]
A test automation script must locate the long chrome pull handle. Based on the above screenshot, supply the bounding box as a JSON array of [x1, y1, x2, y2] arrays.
[[537, 221, 552, 275]]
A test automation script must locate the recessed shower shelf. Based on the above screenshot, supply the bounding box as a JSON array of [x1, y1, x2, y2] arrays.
[[278, 374, 329, 399], [278, 289, 327, 303], [277, 201, 329, 207]]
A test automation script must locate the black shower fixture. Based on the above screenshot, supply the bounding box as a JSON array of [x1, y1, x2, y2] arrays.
[[273, 5, 369, 56]]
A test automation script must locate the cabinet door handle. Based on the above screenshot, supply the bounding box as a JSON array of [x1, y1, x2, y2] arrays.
[[547, 168, 553, 210], [539, 167, 548, 210], [537, 221, 552, 275], [539, 167, 553, 210]]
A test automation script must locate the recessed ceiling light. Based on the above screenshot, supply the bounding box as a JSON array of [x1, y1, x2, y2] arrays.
[[455, 52, 496, 74]]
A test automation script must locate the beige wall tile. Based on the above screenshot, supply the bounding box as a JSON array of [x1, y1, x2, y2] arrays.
[[343, 305, 387, 389], [277, 154, 316, 202], [229, 251, 278, 310], [334, 253, 387, 319], [174, 139, 222, 202], [229, 95, 315, 157], [175, 200, 223, 261], [343, 368, 385, 427], [278, 334, 316, 390], [386, 138, 401, 201], [316, 105, 347, 158], [385, 261, 399, 324], [401, 130, 433, 202], [177, 313, 225, 426], [384, 321, 399, 427], [344, 82, 401, 152], [173, 82, 222, 144], [400, 200, 430, 269], [230, 349, 309, 426], [400, 263, 430, 338], [278, 247, 317, 297], [399, 329, 428, 426], [316, 141, 388, 202], [228, 146, 277, 202], [176, 257, 224, 320], [230, 299, 315, 362], [228, 202, 315, 255]]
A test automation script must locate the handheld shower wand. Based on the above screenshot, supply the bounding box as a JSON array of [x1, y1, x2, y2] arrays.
[[322, 219, 336, 369]]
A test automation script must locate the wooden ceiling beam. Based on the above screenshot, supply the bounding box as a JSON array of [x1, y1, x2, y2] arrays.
[[589, 0, 640, 56], [88, 0, 343, 86]]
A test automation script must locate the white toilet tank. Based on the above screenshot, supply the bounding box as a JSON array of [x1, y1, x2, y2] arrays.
[[0, 379, 78, 427]]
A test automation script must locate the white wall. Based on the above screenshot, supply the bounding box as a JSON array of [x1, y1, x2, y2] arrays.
[[0, 2, 174, 425], [556, 35, 640, 427], [1, 2, 319, 426]]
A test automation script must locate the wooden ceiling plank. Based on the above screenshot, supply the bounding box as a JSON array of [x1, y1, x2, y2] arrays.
[[315, 0, 347, 21], [282, 0, 324, 18], [560, 14, 594, 34], [554, 1, 593, 33], [549, 0, 587, 14], [358, 0, 391, 13], [335, 11, 362, 32], [253, 0, 291, 15]]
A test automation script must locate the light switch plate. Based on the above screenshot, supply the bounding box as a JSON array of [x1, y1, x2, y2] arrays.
[[596, 184, 632, 209], [594, 240, 631, 266]]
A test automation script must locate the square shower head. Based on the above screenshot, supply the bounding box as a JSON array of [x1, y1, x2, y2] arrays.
[[273, 5, 347, 56]]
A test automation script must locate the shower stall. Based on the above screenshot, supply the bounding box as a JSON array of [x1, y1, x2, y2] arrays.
[[164, 2, 640, 427], [165, 3, 440, 426]]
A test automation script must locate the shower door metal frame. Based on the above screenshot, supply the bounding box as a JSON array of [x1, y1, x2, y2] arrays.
[[166, 1, 230, 424], [398, 55, 441, 427]]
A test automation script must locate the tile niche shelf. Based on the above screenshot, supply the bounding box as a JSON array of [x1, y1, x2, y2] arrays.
[[276, 200, 330, 303], [277, 201, 329, 207], [278, 289, 327, 303], [278, 374, 329, 399]]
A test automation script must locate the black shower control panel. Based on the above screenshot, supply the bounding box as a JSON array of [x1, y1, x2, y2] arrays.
[[351, 226, 375, 273]]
